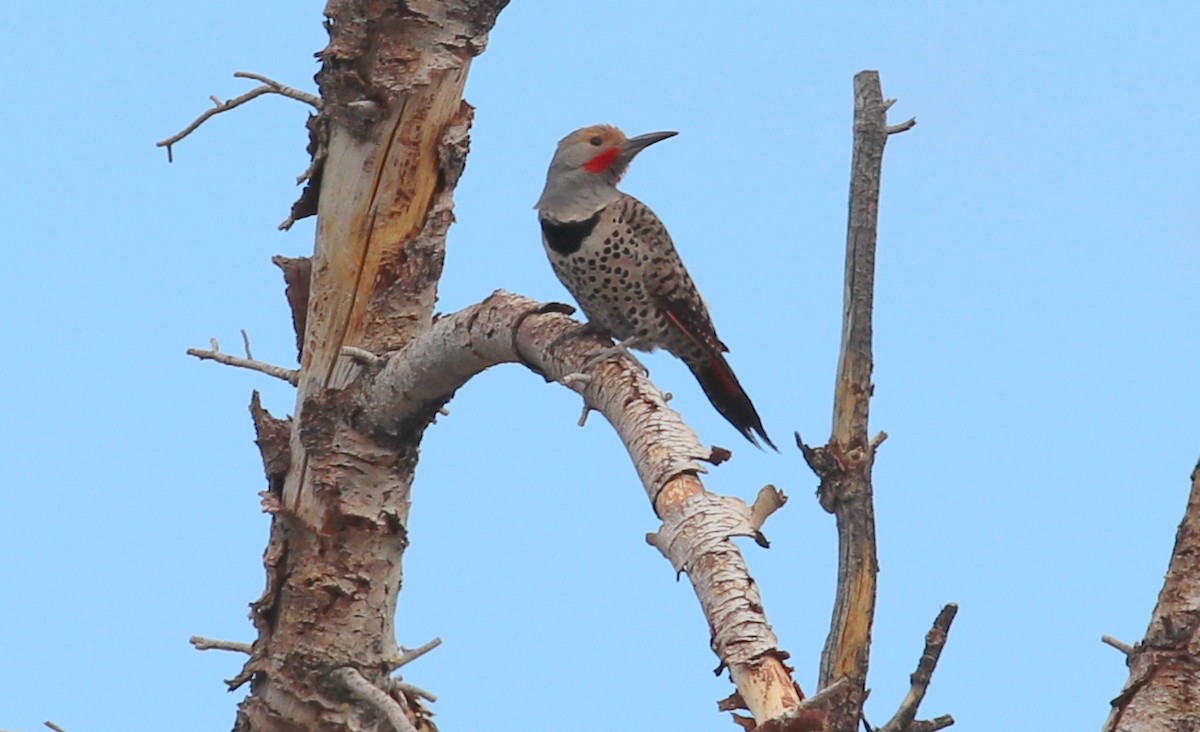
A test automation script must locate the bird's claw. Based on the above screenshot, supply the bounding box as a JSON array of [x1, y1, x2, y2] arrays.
[[579, 337, 650, 375]]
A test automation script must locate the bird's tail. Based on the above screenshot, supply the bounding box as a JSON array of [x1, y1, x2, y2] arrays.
[[687, 354, 777, 451]]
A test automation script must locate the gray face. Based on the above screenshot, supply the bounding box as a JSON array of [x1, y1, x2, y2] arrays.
[[550, 134, 612, 171], [535, 125, 677, 221], [535, 125, 627, 219]]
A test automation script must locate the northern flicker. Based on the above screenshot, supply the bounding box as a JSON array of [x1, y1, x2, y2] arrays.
[[535, 124, 776, 450]]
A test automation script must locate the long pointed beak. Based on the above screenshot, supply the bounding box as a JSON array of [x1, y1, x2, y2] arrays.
[[622, 130, 678, 157]]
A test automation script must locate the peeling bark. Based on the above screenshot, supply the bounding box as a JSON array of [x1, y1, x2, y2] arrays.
[[233, 3, 508, 731], [1103, 457, 1200, 731], [353, 290, 805, 724], [272, 255, 312, 360]]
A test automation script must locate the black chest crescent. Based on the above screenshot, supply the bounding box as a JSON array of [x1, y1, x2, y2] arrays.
[[540, 211, 601, 255]]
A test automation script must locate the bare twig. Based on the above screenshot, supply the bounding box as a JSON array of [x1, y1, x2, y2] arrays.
[[879, 604, 958, 732], [577, 402, 593, 426], [909, 716, 955, 732], [188, 340, 299, 386], [1101, 635, 1135, 656], [390, 680, 438, 702], [393, 637, 442, 670], [887, 118, 918, 135], [44, 723, 69, 732], [332, 667, 417, 732], [190, 635, 253, 654], [241, 329, 254, 360], [558, 372, 596, 426], [156, 72, 320, 161], [233, 71, 322, 107]]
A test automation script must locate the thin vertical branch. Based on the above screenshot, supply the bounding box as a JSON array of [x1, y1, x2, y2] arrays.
[[821, 68, 889, 688], [798, 70, 916, 730]]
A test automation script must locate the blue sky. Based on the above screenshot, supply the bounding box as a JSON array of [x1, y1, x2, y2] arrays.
[[2, 2, 1197, 730]]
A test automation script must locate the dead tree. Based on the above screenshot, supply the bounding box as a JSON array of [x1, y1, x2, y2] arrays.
[[162, 3, 952, 730], [1102, 458, 1200, 731]]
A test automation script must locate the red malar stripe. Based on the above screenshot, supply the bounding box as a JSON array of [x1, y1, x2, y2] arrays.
[[583, 147, 620, 173]]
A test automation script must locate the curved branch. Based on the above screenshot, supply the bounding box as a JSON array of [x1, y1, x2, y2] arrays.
[[332, 667, 417, 732], [232, 71, 322, 108], [358, 292, 711, 493], [353, 289, 804, 725], [156, 72, 320, 161]]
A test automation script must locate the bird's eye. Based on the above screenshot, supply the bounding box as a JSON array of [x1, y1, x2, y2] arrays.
[[589, 136, 603, 146]]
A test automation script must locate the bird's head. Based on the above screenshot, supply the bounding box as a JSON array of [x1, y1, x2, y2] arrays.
[[535, 124, 677, 220]]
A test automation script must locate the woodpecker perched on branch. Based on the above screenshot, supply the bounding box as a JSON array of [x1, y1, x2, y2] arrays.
[[535, 124, 776, 450]]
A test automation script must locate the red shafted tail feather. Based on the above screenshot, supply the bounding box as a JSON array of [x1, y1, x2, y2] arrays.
[[658, 302, 776, 450], [687, 353, 777, 451]]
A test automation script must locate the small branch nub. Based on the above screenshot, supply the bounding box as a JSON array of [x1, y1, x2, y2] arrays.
[[190, 635, 253, 654], [1101, 634, 1135, 656]]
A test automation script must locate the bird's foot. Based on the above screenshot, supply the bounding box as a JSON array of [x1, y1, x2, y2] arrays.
[[579, 336, 650, 375], [548, 322, 605, 352]]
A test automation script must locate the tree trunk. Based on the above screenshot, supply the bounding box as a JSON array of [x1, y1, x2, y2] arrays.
[[233, 2, 507, 730], [1103, 457, 1200, 731]]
